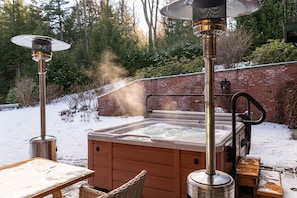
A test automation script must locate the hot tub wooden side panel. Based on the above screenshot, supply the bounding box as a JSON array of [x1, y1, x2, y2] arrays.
[[89, 140, 113, 190], [113, 143, 180, 197], [178, 151, 233, 197], [111, 169, 175, 197], [89, 140, 236, 198], [113, 143, 175, 166], [180, 151, 205, 197]]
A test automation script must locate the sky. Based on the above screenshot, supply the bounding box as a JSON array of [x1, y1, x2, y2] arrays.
[[0, 95, 297, 197]]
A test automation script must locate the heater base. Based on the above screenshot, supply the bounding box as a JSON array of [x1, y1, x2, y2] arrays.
[[187, 169, 234, 198], [29, 135, 57, 161]]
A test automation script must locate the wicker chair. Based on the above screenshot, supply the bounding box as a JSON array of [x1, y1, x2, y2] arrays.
[[79, 170, 147, 198]]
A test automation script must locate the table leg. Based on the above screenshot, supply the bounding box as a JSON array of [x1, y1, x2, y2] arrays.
[[52, 190, 63, 198]]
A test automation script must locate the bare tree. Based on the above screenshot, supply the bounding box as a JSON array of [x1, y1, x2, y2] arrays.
[[74, 0, 101, 53], [82, 0, 89, 53], [140, 0, 160, 50], [117, 0, 144, 45], [117, 0, 135, 36], [217, 28, 253, 68]]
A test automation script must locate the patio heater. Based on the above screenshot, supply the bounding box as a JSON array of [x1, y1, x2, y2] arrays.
[[11, 35, 70, 161], [160, 0, 261, 197]]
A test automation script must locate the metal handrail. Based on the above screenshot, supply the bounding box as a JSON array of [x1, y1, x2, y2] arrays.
[[230, 92, 266, 197], [145, 93, 233, 113]]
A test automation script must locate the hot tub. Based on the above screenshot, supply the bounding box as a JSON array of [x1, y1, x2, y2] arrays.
[[88, 111, 246, 198]]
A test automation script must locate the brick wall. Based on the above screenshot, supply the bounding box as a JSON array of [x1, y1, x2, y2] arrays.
[[97, 62, 297, 122]]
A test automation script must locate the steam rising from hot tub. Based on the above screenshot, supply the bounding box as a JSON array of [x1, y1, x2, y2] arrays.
[[161, 98, 178, 110], [113, 83, 145, 115], [95, 50, 145, 116], [94, 50, 128, 85]]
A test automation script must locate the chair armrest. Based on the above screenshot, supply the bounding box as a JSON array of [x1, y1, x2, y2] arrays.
[[79, 184, 106, 198]]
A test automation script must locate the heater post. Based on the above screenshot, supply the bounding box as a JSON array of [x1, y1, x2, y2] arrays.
[[203, 34, 216, 176], [192, 0, 226, 177], [33, 38, 52, 138], [38, 59, 47, 138]]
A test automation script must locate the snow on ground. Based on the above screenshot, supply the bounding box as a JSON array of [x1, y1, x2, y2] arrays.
[[249, 122, 297, 198], [0, 100, 297, 197]]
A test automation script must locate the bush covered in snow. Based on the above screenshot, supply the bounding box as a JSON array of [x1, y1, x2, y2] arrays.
[[277, 81, 297, 129], [248, 39, 297, 64], [134, 55, 204, 78], [284, 82, 297, 129]]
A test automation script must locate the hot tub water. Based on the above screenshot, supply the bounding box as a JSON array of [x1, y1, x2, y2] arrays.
[[124, 123, 229, 141]]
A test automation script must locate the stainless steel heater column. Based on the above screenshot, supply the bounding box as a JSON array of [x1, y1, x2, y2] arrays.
[[30, 38, 57, 160], [11, 35, 70, 160], [203, 34, 217, 177], [160, 0, 261, 197], [186, 1, 235, 197]]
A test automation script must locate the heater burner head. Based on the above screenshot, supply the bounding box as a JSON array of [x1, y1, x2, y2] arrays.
[[11, 35, 71, 62], [192, 0, 226, 36], [160, 0, 261, 19], [32, 38, 52, 54], [11, 35, 71, 51], [32, 38, 53, 62]]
